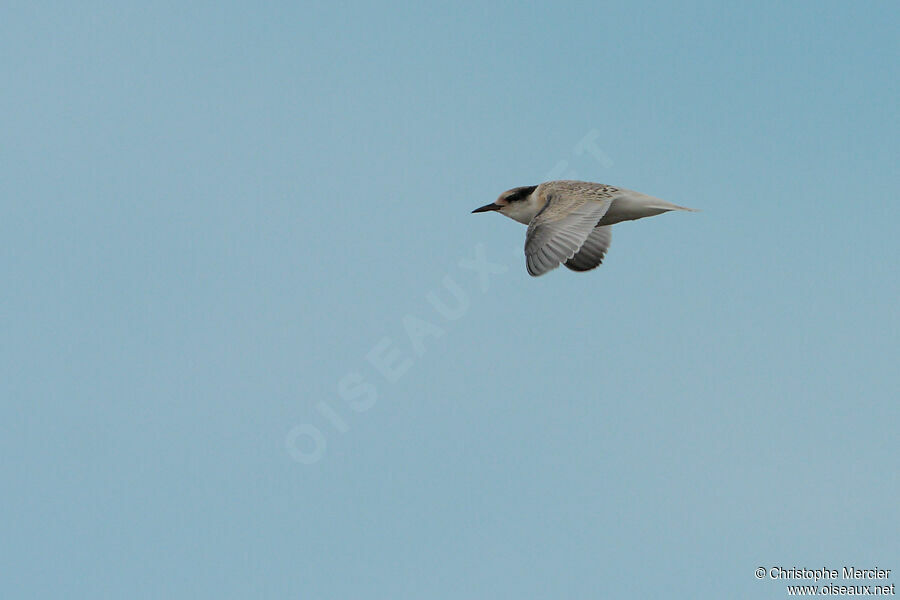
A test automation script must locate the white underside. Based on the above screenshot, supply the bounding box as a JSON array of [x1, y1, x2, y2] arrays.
[[599, 195, 672, 225]]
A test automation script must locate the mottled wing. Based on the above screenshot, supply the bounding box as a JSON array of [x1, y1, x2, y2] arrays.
[[525, 193, 612, 277], [564, 226, 612, 272]]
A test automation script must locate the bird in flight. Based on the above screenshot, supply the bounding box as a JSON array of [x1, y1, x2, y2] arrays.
[[472, 180, 697, 276]]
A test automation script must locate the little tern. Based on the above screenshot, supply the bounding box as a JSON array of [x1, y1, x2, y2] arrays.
[[472, 180, 696, 276]]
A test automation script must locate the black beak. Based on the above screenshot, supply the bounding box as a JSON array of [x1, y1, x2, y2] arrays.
[[472, 203, 502, 214]]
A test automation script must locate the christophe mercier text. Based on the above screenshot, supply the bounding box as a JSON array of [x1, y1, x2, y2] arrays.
[[768, 567, 891, 582]]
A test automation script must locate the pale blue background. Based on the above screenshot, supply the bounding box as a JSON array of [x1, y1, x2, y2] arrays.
[[2, 1, 898, 598]]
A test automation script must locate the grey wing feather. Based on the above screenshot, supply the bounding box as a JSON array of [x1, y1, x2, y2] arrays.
[[525, 193, 612, 277], [564, 226, 612, 272]]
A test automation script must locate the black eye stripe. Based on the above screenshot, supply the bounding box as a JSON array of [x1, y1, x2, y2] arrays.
[[507, 185, 537, 202]]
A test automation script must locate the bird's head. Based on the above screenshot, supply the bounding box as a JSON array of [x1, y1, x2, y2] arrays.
[[471, 185, 538, 218]]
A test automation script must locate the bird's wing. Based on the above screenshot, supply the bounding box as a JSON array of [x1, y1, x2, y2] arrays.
[[525, 193, 612, 277], [564, 225, 612, 272]]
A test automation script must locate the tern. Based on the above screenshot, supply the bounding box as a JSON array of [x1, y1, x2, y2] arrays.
[[472, 180, 697, 276]]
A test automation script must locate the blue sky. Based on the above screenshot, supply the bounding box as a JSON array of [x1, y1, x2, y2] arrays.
[[2, 1, 898, 598]]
